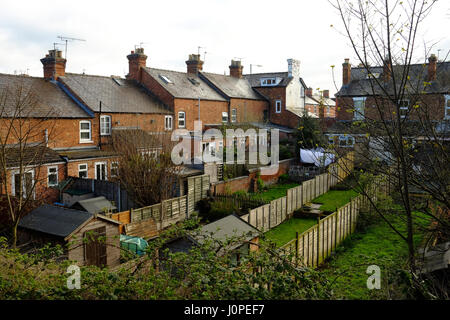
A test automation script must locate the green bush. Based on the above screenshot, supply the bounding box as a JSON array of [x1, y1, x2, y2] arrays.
[[278, 173, 290, 184], [279, 145, 294, 159]]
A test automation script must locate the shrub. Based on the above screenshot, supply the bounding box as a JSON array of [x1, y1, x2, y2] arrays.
[[278, 173, 290, 184]]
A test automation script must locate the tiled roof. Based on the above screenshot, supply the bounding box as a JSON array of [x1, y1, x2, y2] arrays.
[[58, 149, 117, 160], [337, 62, 450, 97], [199, 72, 264, 100], [59, 73, 171, 114], [6, 145, 63, 168], [0, 73, 91, 118], [143, 67, 227, 101]]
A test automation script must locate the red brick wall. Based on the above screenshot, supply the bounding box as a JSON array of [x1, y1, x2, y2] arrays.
[[174, 98, 229, 131], [67, 157, 119, 180], [336, 94, 446, 121], [140, 70, 175, 108], [229, 98, 268, 123]]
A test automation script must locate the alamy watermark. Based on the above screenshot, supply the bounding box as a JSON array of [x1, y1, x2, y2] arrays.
[[67, 265, 81, 290], [170, 121, 280, 175], [366, 265, 381, 290]]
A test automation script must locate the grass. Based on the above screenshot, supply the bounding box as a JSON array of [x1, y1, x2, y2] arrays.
[[264, 218, 317, 247], [320, 211, 431, 299], [257, 183, 300, 202], [312, 189, 359, 212]]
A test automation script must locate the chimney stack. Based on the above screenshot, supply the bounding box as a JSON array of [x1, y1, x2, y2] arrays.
[[229, 60, 243, 78], [40, 49, 66, 80], [383, 58, 392, 82], [323, 90, 329, 98], [305, 87, 313, 97], [427, 54, 437, 81], [342, 58, 351, 85], [186, 54, 204, 75], [126, 48, 147, 81], [287, 58, 300, 79]]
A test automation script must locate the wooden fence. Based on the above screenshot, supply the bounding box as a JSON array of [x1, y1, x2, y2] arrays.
[[240, 152, 355, 232], [279, 176, 388, 268]]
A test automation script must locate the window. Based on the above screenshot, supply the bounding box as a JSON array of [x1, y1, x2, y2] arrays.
[[47, 166, 58, 187], [328, 135, 335, 145], [12, 171, 34, 198], [95, 162, 107, 181], [222, 112, 228, 123], [178, 111, 185, 128], [398, 100, 409, 119], [339, 135, 355, 147], [445, 95, 450, 119], [110, 162, 119, 178], [231, 109, 237, 123], [80, 121, 92, 142], [261, 78, 277, 86], [353, 97, 366, 120], [300, 85, 305, 98], [165, 116, 173, 130], [275, 100, 282, 113], [78, 164, 88, 179], [100, 115, 111, 135], [159, 75, 172, 84]]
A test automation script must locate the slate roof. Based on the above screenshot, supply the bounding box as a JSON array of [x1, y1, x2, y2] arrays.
[[143, 67, 227, 101], [59, 73, 171, 114], [244, 72, 292, 87], [199, 72, 264, 100], [306, 95, 336, 107], [19, 204, 93, 238], [5, 145, 63, 168], [72, 196, 117, 214], [58, 149, 117, 160], [337, 62, 450, 97], [0, 73, 91, 118]]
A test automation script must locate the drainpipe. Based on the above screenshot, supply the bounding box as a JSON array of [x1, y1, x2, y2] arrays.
[[98, 101, 102, 150]]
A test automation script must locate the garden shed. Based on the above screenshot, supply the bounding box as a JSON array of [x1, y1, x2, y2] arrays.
[[18, 204, 121, 267], [71, 196, 117, 215]]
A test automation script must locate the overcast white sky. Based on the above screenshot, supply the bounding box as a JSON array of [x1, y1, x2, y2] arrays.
[[0, 0, 449, 95]]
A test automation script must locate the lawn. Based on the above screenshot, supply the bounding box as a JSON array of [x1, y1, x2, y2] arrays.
[[257, 183, 300, 202], [312, 189, 359, 212], [320, 212, 431, 299], [264, 217, 317, 247]]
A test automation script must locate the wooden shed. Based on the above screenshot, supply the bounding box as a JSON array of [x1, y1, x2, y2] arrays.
[[18, 204, 121, 268]]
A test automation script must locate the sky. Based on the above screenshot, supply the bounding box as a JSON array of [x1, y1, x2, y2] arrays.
[[0, 0, 449, 96]]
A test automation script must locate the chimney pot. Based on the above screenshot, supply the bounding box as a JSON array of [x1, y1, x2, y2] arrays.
[[40, 49, 66, 80], [126, 48, 147, 81], [323, 90, 329, 98], [342, 58, 351, 86], [427, 54, 437, 81], [229, 60, 243, 78], [186, 54, 204, 74]]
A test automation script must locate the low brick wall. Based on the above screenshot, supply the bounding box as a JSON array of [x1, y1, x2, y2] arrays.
[[210, 158, 295, 195]]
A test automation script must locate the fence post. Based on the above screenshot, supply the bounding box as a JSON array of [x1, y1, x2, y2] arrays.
[[295, 231, 299, 265], [334, 210, 338, 250], [317, 217, 321, 266]]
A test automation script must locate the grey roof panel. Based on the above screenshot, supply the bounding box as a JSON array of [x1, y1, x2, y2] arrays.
[[0, 73, 91, 118], [74, 196, 117, 214], [244, 72, 292, 87], [143, 67, 227, 101], [19, 204, 93, 238], [59, 73, 171, 114]]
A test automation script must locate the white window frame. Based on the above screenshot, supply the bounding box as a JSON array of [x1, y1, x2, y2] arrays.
[[110, 161, 119, 178], [275, 100, 282, 113], [261, 78, 277, 86], [222, 112, 229, 123], [231, 108, 237, 123], [398, 100, 409, 119], [445, 95, 450, 119], [178, 111, 185, 128], [100, 115, 111, 136], [11, 169, 35, 198], [79, 120, 92, 143], [353, 97, 366, 121], [95, 162, 107, 181], [78, 163, 88, 179], [47, 166, 58, 187], [338, 135, 355, 147], [165, 115, 173, 130]]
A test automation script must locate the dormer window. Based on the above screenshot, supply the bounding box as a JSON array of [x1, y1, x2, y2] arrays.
[[366, 73, 380, 79], [261, 77, 280, 86]]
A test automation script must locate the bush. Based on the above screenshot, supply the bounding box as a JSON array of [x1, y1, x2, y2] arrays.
[[278, 173, 290, 184], [279, 145, 294, 160]]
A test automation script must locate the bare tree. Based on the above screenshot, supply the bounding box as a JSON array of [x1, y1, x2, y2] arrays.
[[110, 128, 181, 208], [328, 0, 449, 277], [0, 76, 59, 247]]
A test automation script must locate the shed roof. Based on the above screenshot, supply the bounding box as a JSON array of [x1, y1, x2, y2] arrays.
[[143, 67, 227, 101], [19, 204, 93, 239], [0, 73, 91, 118], [6, 145, 63, 168], [72, 196, 117, 214], [59, 73, 171, 114]]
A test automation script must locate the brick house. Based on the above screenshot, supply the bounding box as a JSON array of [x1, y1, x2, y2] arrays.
[[305, 88, 336, 119], [327, 55, 450, 148], [244, 59, 309, 140]]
